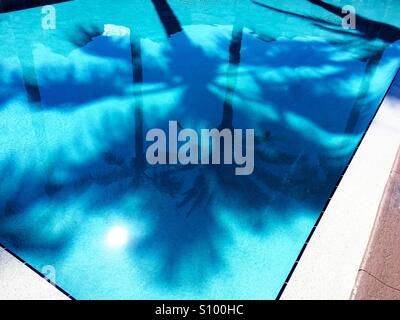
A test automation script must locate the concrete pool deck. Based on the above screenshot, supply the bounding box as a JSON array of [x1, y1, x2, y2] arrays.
[[281, 69, 400, 300], [351, 149, 400, 300]]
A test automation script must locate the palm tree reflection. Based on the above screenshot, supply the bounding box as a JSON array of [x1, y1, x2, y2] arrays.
[[306, 0, 400, 132]]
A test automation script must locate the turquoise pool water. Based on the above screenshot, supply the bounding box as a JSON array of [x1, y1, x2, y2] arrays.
[[0, 0, 400, 299]]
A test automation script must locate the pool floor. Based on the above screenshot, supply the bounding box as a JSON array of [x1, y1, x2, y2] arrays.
[[0, 0, 400, 299]]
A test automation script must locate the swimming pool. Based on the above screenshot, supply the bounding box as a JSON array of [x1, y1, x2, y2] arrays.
[[0, 0, 399, 299]]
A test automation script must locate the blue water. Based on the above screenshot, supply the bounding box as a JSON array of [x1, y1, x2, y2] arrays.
[[0, 0, 399, 299]]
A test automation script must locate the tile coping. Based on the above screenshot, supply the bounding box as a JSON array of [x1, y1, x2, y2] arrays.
[[0, 243, 72, 300]]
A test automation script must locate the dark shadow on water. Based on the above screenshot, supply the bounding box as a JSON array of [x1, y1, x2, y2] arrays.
[[305, 0, 400, 132], [307, 0, 400, 43], [0, 0, 71, 14], [151, 0, 183, 37], [253, 0, 400, 133], [0, 158, 69, 256], [388, 68, 400, 99], [252, 0, 341, 29]]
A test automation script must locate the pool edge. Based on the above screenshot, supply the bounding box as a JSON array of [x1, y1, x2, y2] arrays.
[[0, 243, 73, 300], [280, 68, 400, 300]]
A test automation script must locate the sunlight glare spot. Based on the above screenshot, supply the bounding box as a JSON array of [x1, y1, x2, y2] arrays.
[[106, 225, 129, 248]]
